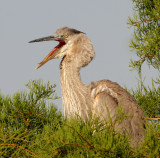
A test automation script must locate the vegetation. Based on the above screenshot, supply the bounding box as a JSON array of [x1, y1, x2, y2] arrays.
[[128, 0, 160, 74], [128, 0, 160, 119], [129, 80, 160, 118], [0, 80, 159, 157]]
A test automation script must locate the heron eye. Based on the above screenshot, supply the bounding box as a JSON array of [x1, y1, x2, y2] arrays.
[[64, 34, 68, 38], [60, 34, 68, 38]]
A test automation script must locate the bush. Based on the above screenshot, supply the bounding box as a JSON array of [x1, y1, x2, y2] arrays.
[[0, 80, 159, 157]]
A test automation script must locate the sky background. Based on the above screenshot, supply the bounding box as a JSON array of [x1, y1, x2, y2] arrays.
[[0, 0, 158, 110]]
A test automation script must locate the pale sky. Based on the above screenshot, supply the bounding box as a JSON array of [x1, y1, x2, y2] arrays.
[[0, 0, 158, 109]]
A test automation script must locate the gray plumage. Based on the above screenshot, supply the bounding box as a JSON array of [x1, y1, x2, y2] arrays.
[[29, 26, 146, 146]]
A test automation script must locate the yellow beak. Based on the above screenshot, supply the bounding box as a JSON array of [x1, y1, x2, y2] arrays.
[[29, 36, 66, 69]]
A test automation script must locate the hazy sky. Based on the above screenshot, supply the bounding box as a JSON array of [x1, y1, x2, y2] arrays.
[[0, 0, 158, 109]]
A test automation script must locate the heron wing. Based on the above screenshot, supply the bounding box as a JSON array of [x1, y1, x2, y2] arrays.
[[91, 80, 146, 146]]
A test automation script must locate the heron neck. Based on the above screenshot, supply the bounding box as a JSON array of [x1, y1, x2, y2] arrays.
[[60, 58, 92, 119]]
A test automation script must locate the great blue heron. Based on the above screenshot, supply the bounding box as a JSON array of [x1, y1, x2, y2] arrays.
[[29, 26, 146, 146]]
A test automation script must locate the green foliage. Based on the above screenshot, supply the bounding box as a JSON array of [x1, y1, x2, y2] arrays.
[[128, 0, 160, 73], [0, 80, 159, 157], [35, 118, 131, 157], [0, 80, 62, 157], [128, 0, 160, 122], [133, 123, 160, 158], [128, 80, 160, 118]]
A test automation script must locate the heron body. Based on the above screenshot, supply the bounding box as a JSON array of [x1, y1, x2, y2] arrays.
[[29, 27, 146, 145]]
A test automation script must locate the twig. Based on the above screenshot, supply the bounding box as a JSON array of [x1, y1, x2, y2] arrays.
[[148, 118, 160, 120], [133, 0, 144, 3], [137, 55, 154, 63], [24, 117, 30, 134], [129, 17, 160, 24], [3, 136, 29, 142], [9, 111, 48, 122], [0, 143, 40, 158], [52, 139, 110, 155], [52, 149, 70, 157], [65, 124, 95, 148], [59, 140, 94, 148]]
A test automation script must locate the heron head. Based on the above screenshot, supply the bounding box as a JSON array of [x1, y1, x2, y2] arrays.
[[29, 26, 84, 69]]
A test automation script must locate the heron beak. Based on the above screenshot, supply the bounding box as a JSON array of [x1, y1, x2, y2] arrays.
[[29, 35, 59, 43], [29, 36, 66, 69]]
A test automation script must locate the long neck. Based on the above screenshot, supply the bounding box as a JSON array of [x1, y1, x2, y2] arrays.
[[60, 58, 92, 120]]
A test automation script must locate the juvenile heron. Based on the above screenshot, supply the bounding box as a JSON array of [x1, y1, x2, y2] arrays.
[[29, 26, 146, 145]]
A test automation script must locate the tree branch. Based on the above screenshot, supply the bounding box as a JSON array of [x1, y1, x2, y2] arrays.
[[0, 143, 40, 158], [129, 17, 160, 24], [137, 55, 155, 63]]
